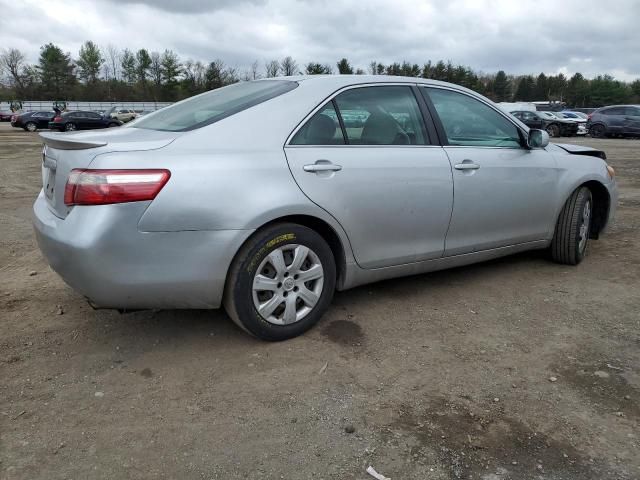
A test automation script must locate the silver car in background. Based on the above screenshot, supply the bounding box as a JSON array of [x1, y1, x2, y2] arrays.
[[33, 76, 617, 340]]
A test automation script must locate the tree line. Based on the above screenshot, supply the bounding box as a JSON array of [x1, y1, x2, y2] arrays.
[[1, 42, 639, 107]]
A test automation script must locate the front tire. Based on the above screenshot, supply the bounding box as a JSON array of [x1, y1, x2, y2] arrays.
[[551, 187, 592, 265], [546, 124, 560, 138], [25, 122, 37, 132], [590, 124, 606, 138], [223, 223, 336, 341]]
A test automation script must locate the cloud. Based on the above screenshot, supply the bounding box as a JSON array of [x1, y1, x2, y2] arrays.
[[115, 0, 267, 13], [1, 0, 639, 81]]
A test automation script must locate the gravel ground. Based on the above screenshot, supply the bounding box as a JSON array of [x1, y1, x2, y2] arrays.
[[1, 122, 639, 480]]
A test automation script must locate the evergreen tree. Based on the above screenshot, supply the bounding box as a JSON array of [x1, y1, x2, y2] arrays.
[[492, 70, 511, 102], [76, 41, 103, 84], [305, 62, 332, 74], [336, 58, 353, 74], [135, 49, 152, 84], [121, 49, 136, 84], [534, 73, 548, 100], [37, 43, 75, 98]]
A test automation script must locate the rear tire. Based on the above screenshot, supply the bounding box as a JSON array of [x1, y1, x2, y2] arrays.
[[108, 122, 119, 128], [223, 223, 336, 341], [551, 187, 592, 265], [65, 122, 76, 131]]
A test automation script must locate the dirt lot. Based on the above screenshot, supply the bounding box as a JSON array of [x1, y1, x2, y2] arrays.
[[1, 122, 639, 480]]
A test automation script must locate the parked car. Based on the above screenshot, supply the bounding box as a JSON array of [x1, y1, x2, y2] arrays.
[[33, 76, 617, 341], [10, 111, 55, 131], [110, 108, 138, 122], [48, 111, 122, 131], [553, 111, 588, 135], [0, 110, 14, 121], [587, 105, 640, 138], [510, 110, 578, 137]]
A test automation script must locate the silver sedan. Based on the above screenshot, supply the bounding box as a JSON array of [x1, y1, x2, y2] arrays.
[[33, 76, 617, 340]]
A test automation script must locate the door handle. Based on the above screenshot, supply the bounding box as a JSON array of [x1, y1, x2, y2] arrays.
[[454, 162, 480, 170], [303, 162, 342, 173]]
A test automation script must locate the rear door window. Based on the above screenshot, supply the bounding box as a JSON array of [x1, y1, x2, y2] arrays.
[[333, 86, 429, 145]]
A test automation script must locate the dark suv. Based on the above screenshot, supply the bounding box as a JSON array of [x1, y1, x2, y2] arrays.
[[587, 105, 640, 138], [510, 110, 578, 137]]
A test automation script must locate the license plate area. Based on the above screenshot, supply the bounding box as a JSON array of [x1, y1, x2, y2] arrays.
[[44, 168, 56, 200]]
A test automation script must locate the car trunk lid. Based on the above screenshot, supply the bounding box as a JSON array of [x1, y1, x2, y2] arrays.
[[40, 128, 180, 219]]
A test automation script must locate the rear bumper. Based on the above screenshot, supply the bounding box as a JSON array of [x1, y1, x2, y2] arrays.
[[33, 191, 253, 309]]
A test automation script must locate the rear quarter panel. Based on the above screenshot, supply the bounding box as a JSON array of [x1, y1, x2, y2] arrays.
[[90, 87, 357, 265]]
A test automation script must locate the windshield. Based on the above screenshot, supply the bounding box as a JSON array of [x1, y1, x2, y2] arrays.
[[131, 80, 298, 132], [561, 112, 578, 118], [541, 112, 556, 119]]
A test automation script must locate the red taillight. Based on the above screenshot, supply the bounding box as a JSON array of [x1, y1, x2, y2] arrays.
[[587, 113, 593, 120], [64, 169, 171, 206], [53, 116, 62, 122]]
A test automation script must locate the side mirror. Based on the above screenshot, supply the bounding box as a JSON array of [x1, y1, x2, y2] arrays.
[[528, 129, 549, 149]]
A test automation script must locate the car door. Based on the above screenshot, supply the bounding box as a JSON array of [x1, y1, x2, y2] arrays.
[[523, 111, 545, 129], [623, 106, 640, 136], [285, 84, 454, 269], [35, 112, 51, 129], [84, 112, 103, 128], [602, 107, 626, 133], [421, 86, 559, 256]]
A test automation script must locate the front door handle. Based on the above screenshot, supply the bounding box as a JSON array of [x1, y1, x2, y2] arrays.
[[454, 162, 480, 170], [303, 162, 342, 173]]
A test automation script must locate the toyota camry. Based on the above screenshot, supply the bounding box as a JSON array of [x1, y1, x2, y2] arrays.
[[33, 75, 617, 340]]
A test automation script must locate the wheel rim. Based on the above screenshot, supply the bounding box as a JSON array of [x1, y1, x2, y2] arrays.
[[66, 123, 76, 131], [26, 123, 36, 132], [578, 200, 591, 253], [252, 244, 324, 325], [591, 125, 604, 137], [546, 125, 558, 137]]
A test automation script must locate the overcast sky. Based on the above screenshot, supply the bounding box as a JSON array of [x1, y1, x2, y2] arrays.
[[1, 0, 638, 80]]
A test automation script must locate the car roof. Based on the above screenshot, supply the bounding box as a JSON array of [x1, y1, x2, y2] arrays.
[[263, 74, 483, 97]]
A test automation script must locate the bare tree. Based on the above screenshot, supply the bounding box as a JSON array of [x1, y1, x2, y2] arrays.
[[280, 56, 298, 76], [264, 59, 280, 78], [0, 48, 26, 89], [104, 44, 121, 81], [250, 60, 260, 80], [150, 51, 162, 86]]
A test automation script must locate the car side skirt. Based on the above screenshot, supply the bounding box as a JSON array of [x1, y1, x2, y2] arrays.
[[339, 240, 550, 291]]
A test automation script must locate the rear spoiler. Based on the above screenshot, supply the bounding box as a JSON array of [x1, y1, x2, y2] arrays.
[[40, 132, 107, 150]]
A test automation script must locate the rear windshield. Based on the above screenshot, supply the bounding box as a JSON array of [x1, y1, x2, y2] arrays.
[[130, 80, 298, 132]]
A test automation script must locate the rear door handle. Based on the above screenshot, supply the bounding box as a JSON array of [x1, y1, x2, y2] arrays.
[[454, 162, 480, 170], [303, 162, 342, 173]]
